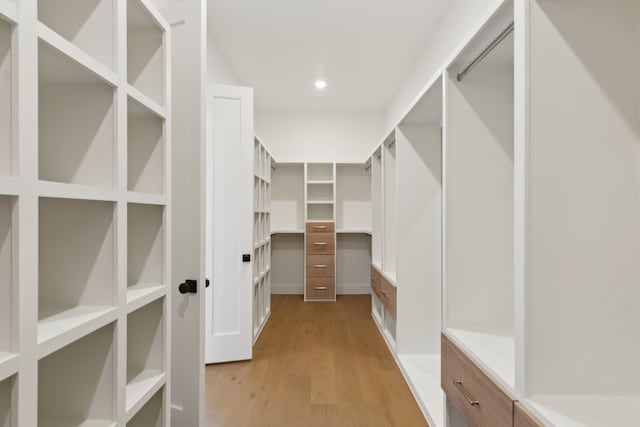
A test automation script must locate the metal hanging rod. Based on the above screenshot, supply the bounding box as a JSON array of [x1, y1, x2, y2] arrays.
[[457, 22, 514, 82]]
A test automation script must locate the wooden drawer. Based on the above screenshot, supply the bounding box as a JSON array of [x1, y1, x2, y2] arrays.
[[370, 266, 382, 298], [514, 402, 545, 427], [306, 233, 335, 255], [380, 276, 397, 319], [441, 334, 514, 427], [306, 277, 335, 300], [306, 222, 335, 234], [306, 255, 335, 277]]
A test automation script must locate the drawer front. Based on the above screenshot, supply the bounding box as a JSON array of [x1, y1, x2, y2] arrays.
[[441, 334, 514, 427], [306, 222, 335, 234], [306, 255, 335, 277], [306, 277, 336, 300], [306, 233, 335, 255], [370, 266, 382, 298], [380, 277, 397, 319], [514, 402, 545, 427]]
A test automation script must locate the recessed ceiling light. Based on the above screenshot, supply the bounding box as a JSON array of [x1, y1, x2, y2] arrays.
[[315, 80, 327, 90]]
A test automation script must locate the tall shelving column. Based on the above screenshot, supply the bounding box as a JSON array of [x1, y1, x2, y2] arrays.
[[0, 0, 171, 425], [304, 163, 336, 301], [252, 138, 272, 343]]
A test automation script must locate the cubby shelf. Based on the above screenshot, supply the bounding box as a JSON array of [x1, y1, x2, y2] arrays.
[[126, 388, 163, 427], [128, 97, 165, 195], [38, 324, 116, 426], [127, 0, 165, 106], [128, 203, 165, 305], [0, 196, 14, 362], [127, 299, 165, 421], [38, 41, 116, 187], [0, 353, 17, 383], [0, 375, 13, 427], [0, 2, 17, 24], [37, 0, 115, 71], [0, 16, 13, 178], [38, 197, 116, 356]]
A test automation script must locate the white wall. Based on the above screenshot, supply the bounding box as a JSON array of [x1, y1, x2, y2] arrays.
[[385, 0, 505, 129], [255, 111, 384, 163], [207, 36, 239, 85]]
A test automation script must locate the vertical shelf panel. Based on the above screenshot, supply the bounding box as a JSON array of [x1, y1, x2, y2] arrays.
[[37, 0, 115, 70], [127, 204, 164, 303], [0, 197, 14, 356], [0, 376, 13, 427], [127, 0, 164, 106], [371, 148, 383, 267], [0, 18, 13, 177], [383, 138, 397, 278], [126, 299, 165, 416], [38, 324, 116, 426], [128, 97, 164, 194], [38, 198, 116, 343], [126, 389, 163, 427], [38, 43, 115, 187]]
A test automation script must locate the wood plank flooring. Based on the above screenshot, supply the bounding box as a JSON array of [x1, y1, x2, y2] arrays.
[[205, 295, 429, 427]]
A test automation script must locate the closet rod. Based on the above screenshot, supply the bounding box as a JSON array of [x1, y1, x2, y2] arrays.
[[456, 22, 514, 82]]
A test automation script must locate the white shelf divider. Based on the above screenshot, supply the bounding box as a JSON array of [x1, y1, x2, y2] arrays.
[[38, 324, 116, 426], [37, 0, 115, 71], [0, 16, 13, 178], [126, 388, 164, 427], [0, 353, 17, 383], [0, 1, 17, 24]]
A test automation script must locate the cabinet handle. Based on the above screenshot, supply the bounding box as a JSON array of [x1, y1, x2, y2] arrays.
[[313, 242, 328, 246], [381, 290, 390, 299], [314, 265, 328, 268], [452, 380, 479, 406], [314, 286, 328, 290], [314, 226, 327, 230]]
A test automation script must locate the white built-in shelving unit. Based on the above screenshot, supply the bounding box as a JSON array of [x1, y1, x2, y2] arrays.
[[305, 163, 335, 222], [517, 0, 640, 424], [0, 0, 172, 424], [443, 1, 515, 393], [370, 148, 383, 269], [382, 133, 397, 283], [253, 138, 272, 342]]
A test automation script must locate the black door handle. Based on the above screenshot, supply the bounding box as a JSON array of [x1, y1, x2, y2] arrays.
[[178, 279, 211, 294]]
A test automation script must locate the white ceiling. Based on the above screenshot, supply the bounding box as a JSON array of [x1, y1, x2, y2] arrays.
[[207, 0, 450, 112]]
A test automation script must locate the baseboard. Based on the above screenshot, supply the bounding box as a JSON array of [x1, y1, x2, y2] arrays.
[[272, 284, 371, 295]]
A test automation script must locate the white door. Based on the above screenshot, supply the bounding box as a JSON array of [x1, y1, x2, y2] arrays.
[[205, 84, 254, 364], [160, 2, 206, 426]]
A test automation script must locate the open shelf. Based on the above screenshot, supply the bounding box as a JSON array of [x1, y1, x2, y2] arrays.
[[272, 163, 304, 232], [127, 0, 164, 106], [128, 96, 164, 195], [306, 203, 333, 222], [306, 163, 333, 182], [271, 233, 304, 295], [39, 324, 116, 426], [127, 388, 163, 427], [127, 299, 165, 419], [0, 197, 14, 357], [37, 0, 115, 70], [128, 204, 164, 306], [336, 164, 371, 232], [38, 198, 116, 352], [0, 18, 13, 177], [518, 1, 640, 424], [0, 376, 13, 427], [335, 233, 371, 294], [444, 4, 515, 391], [38, 42, 115, 187], [306, 183, 333, 202]]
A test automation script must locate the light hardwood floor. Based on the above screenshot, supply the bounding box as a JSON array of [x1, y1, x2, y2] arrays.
[[205, 295, 429, 427]]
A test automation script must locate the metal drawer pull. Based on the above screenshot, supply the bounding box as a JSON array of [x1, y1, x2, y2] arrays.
[[313, 242, 328, 246], [314, 226, 327, 229], [453, 380, 479, 406], [381, 291, 390, 299], [314, 265, 328, 268], [314, 286, 328, 290]]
